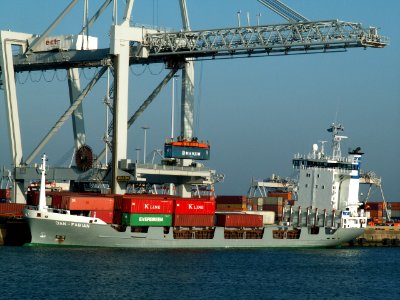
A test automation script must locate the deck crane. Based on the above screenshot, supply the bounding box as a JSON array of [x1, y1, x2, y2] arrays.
[[0, 0, 388, 201], [361, 172, 391, 222]]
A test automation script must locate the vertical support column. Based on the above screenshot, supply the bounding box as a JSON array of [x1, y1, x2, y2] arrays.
[[180, 62, 195, 140], [179, 0, 194, 142], [178, 0, 195, 197], [67, 68, 86, 149], [0, 31, 32, 203], [0, 33, 23, 168], [110, 25, 131, 194]]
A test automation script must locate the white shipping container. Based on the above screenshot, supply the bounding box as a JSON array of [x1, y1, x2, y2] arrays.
[[249, 197, 284, 206], [29, 35, 98, 52], [245, 211, 275, 224], [390, 210, 400, 218]]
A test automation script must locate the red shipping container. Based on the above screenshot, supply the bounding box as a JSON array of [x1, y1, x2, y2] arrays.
[[122, 197, 174, 214], [114, 195, 124, 210], [27, 191, 40, 206], [216, 195, 247, 205], [173, 214, 215, 227], [61, 196, 114, 211], [51, 194, 63, 208], [0, 203, 25, 216], [262, 204, 283, 213], [216, 214, 263, 227], [113, 210, 123, 225], [175, 199, 215, 215], [0, 189, 11, 200], [90, 210, 114, 224]]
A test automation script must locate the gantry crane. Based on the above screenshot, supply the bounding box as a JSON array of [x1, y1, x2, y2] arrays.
[[0, 0, 388, 202]]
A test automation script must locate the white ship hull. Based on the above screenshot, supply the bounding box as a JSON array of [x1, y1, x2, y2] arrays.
[[25, 210, 363, 248]]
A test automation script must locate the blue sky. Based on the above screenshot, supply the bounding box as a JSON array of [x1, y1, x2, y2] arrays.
[[0, 1, 399, 202]]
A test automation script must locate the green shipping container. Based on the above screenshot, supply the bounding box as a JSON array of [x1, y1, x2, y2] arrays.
[[122, 213, 172, 226]]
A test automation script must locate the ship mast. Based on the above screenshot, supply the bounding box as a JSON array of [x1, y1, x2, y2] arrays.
[[38, 154, 48, 212], [327, 123, 347, 160]]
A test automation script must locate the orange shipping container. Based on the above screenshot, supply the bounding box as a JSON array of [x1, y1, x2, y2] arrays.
[[369, 211, 383, 218], [267, 191, 292, 200], [61, 196, 114, 211]]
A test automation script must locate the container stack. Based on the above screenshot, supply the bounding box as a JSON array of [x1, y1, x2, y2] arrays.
[[390, 203, 400, 220], [61, 196, 115, 224], [121, 195, 174, 227], [367, 201, 400, 222], [248, 196, 285, 220], [368, 202, 383, 221], [215, 195, 247, 211], [267, 191, 293, 206], [42, 193, 115, 224], [173, 198, 215, 227]]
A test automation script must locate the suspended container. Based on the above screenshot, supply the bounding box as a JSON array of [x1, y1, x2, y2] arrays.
[[164, 140, 210, 160]]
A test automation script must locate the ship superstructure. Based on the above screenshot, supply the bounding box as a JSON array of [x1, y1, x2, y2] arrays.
[[293, 124, 363, 213]]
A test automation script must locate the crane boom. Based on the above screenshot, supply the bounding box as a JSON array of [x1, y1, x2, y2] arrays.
[[145, 20, 387, 58], [5, 20, 387, 74]]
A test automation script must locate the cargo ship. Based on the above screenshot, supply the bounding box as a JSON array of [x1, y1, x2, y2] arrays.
[[24, 125, 367, 248]]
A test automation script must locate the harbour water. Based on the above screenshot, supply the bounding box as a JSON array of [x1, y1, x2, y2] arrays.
[[0, 247, 399, 299]]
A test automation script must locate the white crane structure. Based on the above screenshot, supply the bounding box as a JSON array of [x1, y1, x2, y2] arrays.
[[0, 0, 388, 202]]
